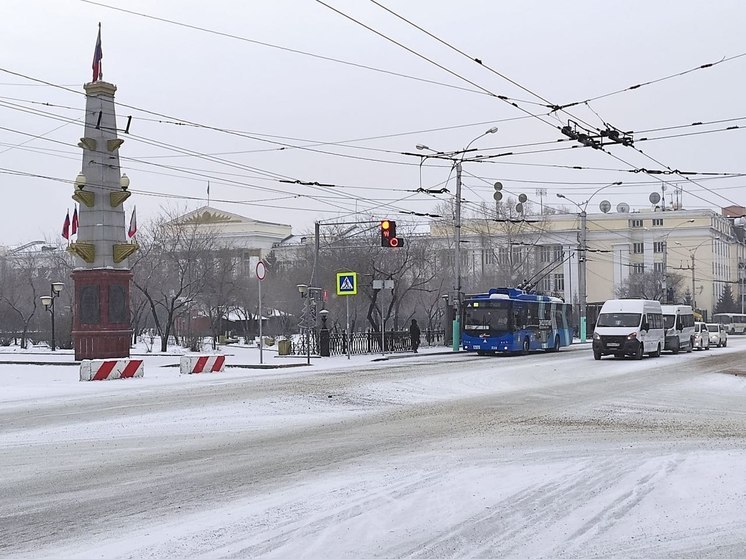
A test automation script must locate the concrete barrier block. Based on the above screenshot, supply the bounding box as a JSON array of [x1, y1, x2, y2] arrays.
[[180, 354, 226, 374], [80, 359, 144, 381]]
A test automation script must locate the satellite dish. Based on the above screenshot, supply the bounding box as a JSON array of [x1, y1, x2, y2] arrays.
[[515, 203, 524, 214], [518, 193, 528, 203], [617, 202, 630, 213], [649, 192, 661, 204], [493, 181, 503, 191], [493, 191, 503, 202], [599, 200, 611, 214]]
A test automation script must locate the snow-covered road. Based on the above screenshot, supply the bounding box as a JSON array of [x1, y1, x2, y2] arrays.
[[2, 341, 746, 558]]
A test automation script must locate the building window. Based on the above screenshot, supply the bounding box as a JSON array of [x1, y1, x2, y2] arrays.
[[631, 263, 645, 274], [654, 262, 664, 273], [629, 219, 644, 228], [553, 273, 564, 291], [633, 242, 644, 254], [538, 244, 562, 263], [653, 241, 664, 253], [539, 245, 552, 263], [652, 218, 663, 226], [539, 276, 551, 293]]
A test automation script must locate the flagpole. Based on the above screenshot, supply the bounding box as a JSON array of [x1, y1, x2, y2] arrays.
[[98, 23, 102, 81]]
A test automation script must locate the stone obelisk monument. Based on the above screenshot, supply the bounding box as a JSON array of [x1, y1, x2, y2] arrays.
[[69, 69, 137, 360]]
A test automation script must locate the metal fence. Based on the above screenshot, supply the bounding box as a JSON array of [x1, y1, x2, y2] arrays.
[[291, 329, 445, 356]]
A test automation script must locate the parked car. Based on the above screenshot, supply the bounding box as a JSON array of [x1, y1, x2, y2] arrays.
[[693, 322, 710, 350], [706, 323, 728, 347]]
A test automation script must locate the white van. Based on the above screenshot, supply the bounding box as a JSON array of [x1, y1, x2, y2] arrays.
[[592, 299, 665, 360], [661, 304, 695, 354]]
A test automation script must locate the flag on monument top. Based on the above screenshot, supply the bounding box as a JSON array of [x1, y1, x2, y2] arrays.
[[128, 206, 137, 238], [62, 210, 70, 240], [71, 206, 79, 235], [92, 23, 103, 82]]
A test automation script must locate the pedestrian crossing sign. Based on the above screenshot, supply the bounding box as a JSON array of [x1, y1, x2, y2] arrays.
[[336, 272, 357, 296]]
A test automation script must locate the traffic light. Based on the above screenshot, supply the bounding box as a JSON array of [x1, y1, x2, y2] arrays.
[[380, 219, 404, 248]]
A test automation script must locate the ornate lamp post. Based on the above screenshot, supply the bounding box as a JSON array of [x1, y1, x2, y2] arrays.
[[40, 282, 64, 351], [297, 284, 310, 365]]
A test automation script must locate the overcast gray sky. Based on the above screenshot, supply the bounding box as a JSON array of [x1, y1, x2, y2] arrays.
[[1, 0, 745, 247]]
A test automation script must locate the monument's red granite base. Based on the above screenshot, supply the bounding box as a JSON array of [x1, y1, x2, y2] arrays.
[[72, 269, 133, 360]]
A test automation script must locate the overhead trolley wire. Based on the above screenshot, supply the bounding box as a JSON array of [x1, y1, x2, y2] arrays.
[[355, 1, 744, 211]]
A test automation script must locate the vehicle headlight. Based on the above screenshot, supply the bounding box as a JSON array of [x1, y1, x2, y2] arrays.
[[626, 332, 637, 340], [593, 332, 600, 340]]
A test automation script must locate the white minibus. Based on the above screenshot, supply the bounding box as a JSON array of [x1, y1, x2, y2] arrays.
[[592, 299, 665, 360], [661, 304, 695, 354]]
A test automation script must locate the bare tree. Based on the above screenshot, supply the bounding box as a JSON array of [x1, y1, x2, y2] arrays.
[[616, 270, 685, 301], [0, 252, 39, 348], [131, 210, 218, 352]]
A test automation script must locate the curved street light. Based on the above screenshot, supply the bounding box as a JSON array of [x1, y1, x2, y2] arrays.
[[555, 182, 622, 343], [658, 219, 695, 303], [416, 127, 499, 351], [674, 237, 719, 310]]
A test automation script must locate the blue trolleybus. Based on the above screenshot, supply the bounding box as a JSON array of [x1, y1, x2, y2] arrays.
[[462, 288, 573, 355]]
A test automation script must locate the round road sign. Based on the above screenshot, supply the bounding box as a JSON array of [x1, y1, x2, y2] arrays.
[[256, 260, 266, 280]]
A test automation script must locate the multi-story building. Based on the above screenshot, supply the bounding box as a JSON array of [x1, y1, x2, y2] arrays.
[[431, 207, 746, 319]]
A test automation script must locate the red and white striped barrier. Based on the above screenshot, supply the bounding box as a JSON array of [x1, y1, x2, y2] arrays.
[[180, 354, 226, 375], [80, 359, 144, 382]]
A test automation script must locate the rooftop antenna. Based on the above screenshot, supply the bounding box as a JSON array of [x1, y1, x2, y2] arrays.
[[649, 192, 661, 211]]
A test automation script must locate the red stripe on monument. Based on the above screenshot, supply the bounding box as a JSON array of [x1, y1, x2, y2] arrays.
[[212, 355, 225, 372]]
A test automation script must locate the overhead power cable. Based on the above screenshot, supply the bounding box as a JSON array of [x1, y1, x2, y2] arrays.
[[552, 52, 746, 111], [360, 1, 745, 210], [80, 0, 509, 99]]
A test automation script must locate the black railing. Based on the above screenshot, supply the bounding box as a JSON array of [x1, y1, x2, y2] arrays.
[[290, 329, 444, 356]]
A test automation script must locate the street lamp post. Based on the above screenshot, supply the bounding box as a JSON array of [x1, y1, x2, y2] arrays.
[[40, 282, 64, 351], [416, 126, 498, 352], [297, 284, 322, 365], [675, 238, 717, 312], [557, 182, 620, 343], [661, 219, 695, 303], [556, 194, 588, 342], [297, 284, 310, 366]]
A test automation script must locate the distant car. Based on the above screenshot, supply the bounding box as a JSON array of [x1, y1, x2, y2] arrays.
[[693, 322, 709, 350], [706, 323, 728, 348]]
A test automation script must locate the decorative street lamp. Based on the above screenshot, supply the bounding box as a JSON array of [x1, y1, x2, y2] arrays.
[[297, 284, 310, 365], [40, 282, 64, 351]]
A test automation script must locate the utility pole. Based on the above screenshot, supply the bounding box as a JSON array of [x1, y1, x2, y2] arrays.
[[691, 253, 697, 310], [579, 210, 588, 342], [409, 127, 498, 352], [453, 161, 462, 351], [535, 188, 547, 215], [312, 221, 320, 286], [662, 241, 668, 303]]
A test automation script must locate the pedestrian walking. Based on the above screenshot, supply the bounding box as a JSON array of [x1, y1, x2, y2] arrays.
[[409, 319, 421, 353]]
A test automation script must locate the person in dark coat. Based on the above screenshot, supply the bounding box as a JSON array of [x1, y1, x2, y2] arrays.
[[409, 319, 421, 353]]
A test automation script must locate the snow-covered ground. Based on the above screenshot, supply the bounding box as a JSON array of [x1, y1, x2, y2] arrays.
[[2, 339, 746, 558]]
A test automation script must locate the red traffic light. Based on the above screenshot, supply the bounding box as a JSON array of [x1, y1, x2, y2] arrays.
[[380, 219, 403, 248]]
